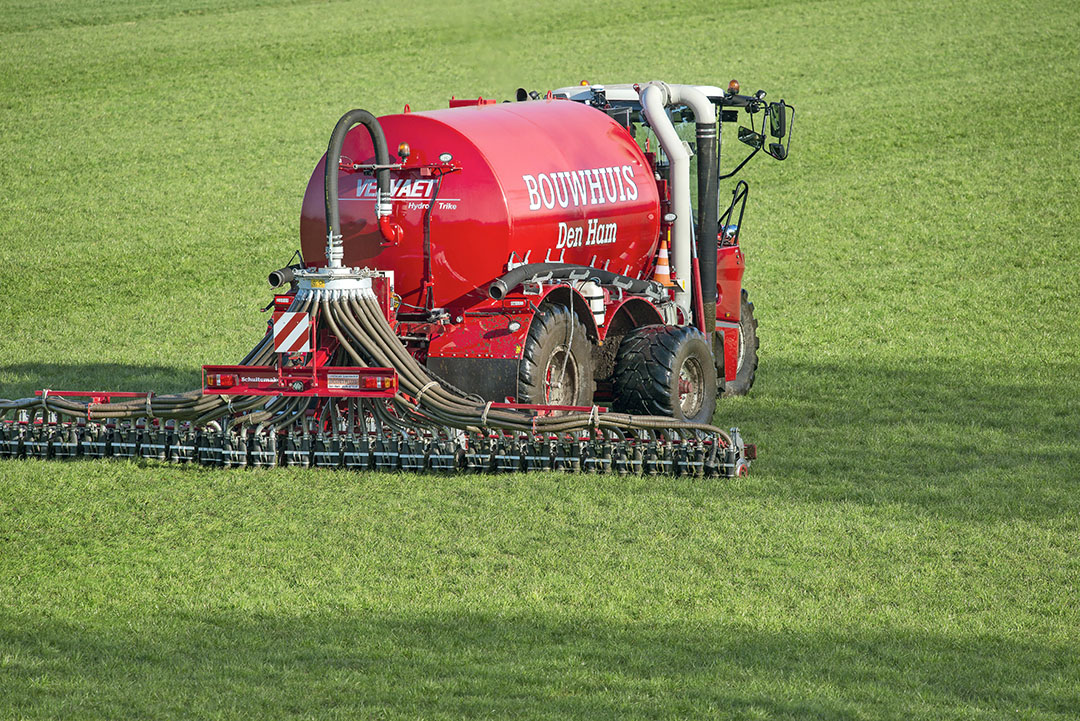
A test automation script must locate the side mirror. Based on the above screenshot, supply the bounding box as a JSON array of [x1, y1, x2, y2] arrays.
[[768, 142, 788, 160], [738, 126, 764, 149], [769, 101, 787, 138]]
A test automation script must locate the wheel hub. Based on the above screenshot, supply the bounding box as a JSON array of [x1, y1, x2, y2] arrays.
[[678, 357, 704, 417], [544, 346, 578, 405]]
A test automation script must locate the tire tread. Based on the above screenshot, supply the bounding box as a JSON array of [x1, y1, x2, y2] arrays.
[[613, 324, 716, 421]]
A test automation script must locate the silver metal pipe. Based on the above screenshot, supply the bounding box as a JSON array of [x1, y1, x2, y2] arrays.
[[638, 82, 717, 318]]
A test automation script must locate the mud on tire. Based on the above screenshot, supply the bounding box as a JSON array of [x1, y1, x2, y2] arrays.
[[518, 304, 595, 407]]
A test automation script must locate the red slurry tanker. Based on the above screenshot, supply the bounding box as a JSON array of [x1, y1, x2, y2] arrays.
[[1, 81, 793, 476]]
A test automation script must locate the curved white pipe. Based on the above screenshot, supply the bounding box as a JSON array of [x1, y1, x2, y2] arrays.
[[638, 82, 716, 316], [639, 82, 690, 313]]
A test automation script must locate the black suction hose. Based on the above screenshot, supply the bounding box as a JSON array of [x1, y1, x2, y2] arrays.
[[268, 264, 300, 288], [696, 121, 719, 335], [324, 109, 392, 254], [488, 263, 660, 300]]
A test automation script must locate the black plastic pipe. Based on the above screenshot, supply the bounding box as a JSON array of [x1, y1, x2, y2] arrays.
[[696, 121, 719, 336], [488, 263, 660, 300], [267, 264, 299, 288]]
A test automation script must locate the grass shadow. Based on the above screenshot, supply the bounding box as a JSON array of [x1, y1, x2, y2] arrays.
[[730, 356, 1080, 521], [1, 610, 1076, 719]]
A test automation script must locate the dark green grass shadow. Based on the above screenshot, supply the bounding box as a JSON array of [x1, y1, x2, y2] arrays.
[[727, 356, 1080, 522], [1, 610, 1076, 720]]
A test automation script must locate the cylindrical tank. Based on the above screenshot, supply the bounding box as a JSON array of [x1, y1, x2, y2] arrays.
[[300, 100, 661, 312]]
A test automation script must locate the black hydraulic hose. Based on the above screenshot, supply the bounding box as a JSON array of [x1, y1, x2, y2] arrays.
[[321, 299, 365, 366], [325, 108, 390, 251], [238, 336, 270, 366], [338, 300, 482, 428], [488, 264, 660, 301], [194, 394, 265, 427], [342, 298, 500, 423], [269, 397, 309, 431], [696, 121, 719, 335], [350, 298, 488, 420], [350, 294, 577, 427], [340, 301, 396, 370], [332, 300, 458, 428]]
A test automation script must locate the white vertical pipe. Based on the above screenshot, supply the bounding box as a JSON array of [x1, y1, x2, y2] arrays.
[[638, 82, 719, 320], [639, 81, 692, 316]]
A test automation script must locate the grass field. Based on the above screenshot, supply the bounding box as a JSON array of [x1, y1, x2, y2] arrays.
[[2, 0, 1079, 718]]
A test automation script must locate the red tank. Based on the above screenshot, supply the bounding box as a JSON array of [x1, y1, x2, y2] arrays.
[[299, 100, 661, 312]]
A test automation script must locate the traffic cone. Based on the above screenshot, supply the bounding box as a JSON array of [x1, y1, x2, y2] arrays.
[[653, 236, 675, 287]]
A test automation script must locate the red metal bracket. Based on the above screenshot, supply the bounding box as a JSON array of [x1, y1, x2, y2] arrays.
[[448, 96, 496, 108]]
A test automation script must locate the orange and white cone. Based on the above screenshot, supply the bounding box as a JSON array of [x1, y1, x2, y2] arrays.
[[653, 237, 675, 287]]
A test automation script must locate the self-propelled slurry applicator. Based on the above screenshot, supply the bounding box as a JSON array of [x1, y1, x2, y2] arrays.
[[1, 80, 793, 476]]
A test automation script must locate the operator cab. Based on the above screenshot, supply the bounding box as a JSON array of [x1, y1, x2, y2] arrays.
[[545, 81, 794, 248], [551, 81, 793, 171]]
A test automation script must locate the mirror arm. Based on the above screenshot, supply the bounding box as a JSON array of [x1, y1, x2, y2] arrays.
[[718, 146, 761, 180], [719, 100, 796, 174]]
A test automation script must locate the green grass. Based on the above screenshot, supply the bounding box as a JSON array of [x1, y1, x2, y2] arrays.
[[1, 0, 1079, 718]]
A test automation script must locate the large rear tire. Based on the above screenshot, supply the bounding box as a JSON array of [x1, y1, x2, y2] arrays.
[[723, 289, 759, 397], [612, 325, 717, 423], [518, 305, 595, 407]]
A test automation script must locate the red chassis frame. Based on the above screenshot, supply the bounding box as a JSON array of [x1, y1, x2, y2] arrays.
[[202, 363, 398, 398]]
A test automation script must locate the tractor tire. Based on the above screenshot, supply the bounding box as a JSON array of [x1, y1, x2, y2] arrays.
[[723, 289, 759, 397], [518, 304, 595, 407], [612, 324, 717, 423]]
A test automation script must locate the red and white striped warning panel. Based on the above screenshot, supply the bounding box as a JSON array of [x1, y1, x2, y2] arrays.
[[272, 311, 312, 354]]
